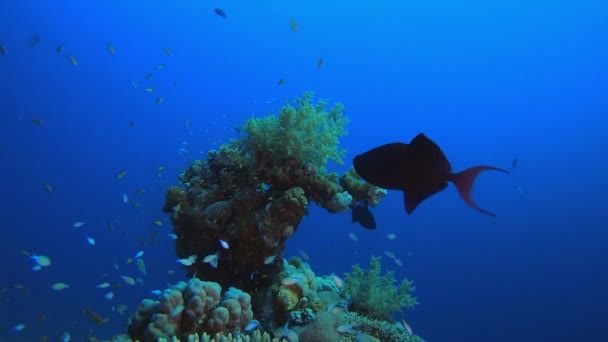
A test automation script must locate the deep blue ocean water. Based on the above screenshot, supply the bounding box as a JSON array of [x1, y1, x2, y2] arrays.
[[1, 0, 607, 341]]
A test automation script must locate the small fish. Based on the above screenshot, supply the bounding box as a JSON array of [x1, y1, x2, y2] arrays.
[[44, 184, 53, 193], [155, 64, 165, 69], [104, 291, 114, 300], [73, 221, 85, 228], [164, 48, 172, 56], [401, 318, 413, 334], [86, 237, 96, 245], [150, 289, 162, 295], [202, 253, 218, 268], [32, 265, 42, 271], [512, 158, 518, 169], [384, 250, 395, 259], [167, 233, 178, 240], [277, 78, 285, 86], [348, 233, 358, 241], [69, 55, 78, 67], [351, 202, 376, 230], [55, 46, 62, 53], [177, 254, 197, 266], [331, 273, 343, 288], [214, 8, 227, 18], [122, 193, 128, 203], [27, 36, 41, 48], [298, 249, 310, 260], [116, 170, 127, 179], [83, 308, 109, 325], [51, 282, 70, 291], [281, 277, 299, 286], [317, 57, 323, 68], [107, 42, 115, 55], [353, 133, 509, 216], [121, 276, 136, 286], [136, 258, 147, 275], [0, 45, 7, 55], [156, 96, 164, 104], [244, 320, 260, 333], [219, 239, 229, 249], [336, 324, 355, 334], [153, 220, 163, 227], [289, 17, 298, 32], [263, 255, 276, 265], [145, 87, 154, 93], [116, 304, 128, 316], [387, 233, 397, 240], [30, 254, 51, 267], [171, 304, 184, 317], [31, 119, 44, 125], [60, 331, 71, 342], [13, 323, 25, 332], [129, 121, 135, 127], [134, 250, 144, 259], [144, 73, 153, 79], [131, 81, 140, 89], [394, 258, 403, 267], [96, 282, 110, 289], [125, 258, 133, 264]]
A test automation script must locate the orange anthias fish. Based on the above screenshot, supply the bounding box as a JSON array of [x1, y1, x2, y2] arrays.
[[353, 133, 508, 216]]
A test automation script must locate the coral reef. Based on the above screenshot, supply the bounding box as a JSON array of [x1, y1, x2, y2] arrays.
[[343, 256, 417, 321], [163, 93, 361, 298], [128, 278, 253, 342], [242, 91, 348, 172], [124, 93, 425, 342], [339, 167, 387, 207]]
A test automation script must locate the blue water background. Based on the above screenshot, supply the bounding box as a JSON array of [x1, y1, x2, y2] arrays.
[[1, 0, 607, 341]]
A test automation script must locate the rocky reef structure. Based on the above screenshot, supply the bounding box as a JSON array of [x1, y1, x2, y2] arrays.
[[125, 257, 422, 342], [162, 92, 382, 295], [122, 93, 424, 341]]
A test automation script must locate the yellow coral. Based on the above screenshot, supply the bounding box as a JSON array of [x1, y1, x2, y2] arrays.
[[275, 286, 300, 311]]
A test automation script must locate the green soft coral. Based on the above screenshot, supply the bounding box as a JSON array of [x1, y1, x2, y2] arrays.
[[344, 256, 417, 321], [242, 91, 348, 173]]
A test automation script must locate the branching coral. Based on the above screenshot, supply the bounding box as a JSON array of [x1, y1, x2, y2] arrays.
[[242, 91, 348, 173], [343, 256, 417, 321]]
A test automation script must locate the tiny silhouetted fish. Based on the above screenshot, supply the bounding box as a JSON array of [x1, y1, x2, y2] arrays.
[[353, 133, 509, 216], [351, 202, 376, 230], [214, 8, 227, 18], [27, 36, 40, 48], [511, 158, 518, 169]]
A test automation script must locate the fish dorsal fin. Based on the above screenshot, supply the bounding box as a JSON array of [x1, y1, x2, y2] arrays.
[[403, 183, 448, 214], [408, 133, 452, 173]]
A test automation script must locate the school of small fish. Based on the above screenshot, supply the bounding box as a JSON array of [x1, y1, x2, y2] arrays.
[[0, 6, 424, 341]]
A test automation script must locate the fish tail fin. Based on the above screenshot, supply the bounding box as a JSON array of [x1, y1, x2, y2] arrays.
[[450, 165, 509, 216]]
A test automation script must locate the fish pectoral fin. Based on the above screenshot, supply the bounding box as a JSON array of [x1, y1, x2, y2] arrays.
[[403, 183, 448, 214]]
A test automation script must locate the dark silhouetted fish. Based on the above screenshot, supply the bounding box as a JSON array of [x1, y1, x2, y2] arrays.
[[351, 202, 376, 230], [214, 8, 227, 18], [353, 133, 509, 216], [512, 158, 518, 169]]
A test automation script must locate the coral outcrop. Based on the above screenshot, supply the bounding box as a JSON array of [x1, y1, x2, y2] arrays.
[[163, 93, 380, 296], [128, 279, 253, 342]]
